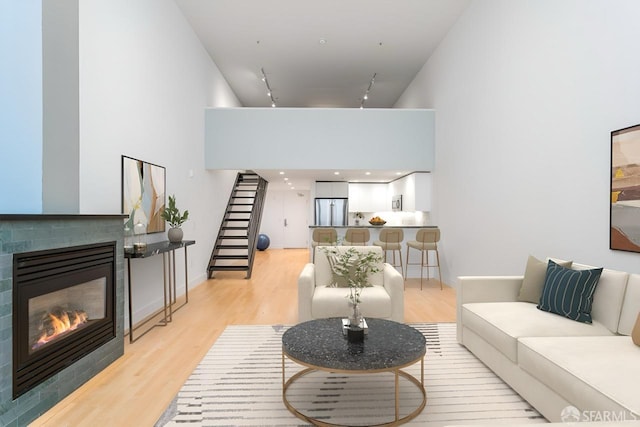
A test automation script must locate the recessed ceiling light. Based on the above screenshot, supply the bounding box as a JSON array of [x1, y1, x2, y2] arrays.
[[319, 38, 327, 44], [284, 177, 289, 181], [334, 171, 340, 175], [365, 172, 371, 175], [279, 171, 285, 175], [287, 182, 292, 185], [396, 172, 402, 175]]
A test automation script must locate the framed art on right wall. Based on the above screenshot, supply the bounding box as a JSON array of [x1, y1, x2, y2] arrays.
[[610, 123, 640, 252]]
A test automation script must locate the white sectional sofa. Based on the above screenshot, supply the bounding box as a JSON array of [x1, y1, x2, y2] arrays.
[[456, 259, 640, 423]]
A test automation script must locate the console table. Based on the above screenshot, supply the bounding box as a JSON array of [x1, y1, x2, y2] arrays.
[[125, 240, 195, 343]]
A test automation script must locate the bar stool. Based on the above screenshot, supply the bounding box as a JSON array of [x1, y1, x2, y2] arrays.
[[405, 228, 442, 290], [373, 228, 404, 272], [343, 228, 370, 246], [311, 228, 337, 261]]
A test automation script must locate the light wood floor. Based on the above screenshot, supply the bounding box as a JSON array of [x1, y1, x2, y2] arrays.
[[30, 249, 456, 427]]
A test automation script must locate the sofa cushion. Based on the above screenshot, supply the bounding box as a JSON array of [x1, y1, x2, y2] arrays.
[[517, 255, 572, 304], [633, 314, 640, 346], [537, 261, 603, 323], [518, 336, 640, 416], [619, 274, 640, 335], [570, 265, 629, 334], [312, 285, 391, 319], [462, 302, 614, 363], [314, 246, 384, 288], [327, 254, 357, 287]]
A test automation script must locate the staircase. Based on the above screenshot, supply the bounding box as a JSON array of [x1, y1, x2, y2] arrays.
[[207, 171, 268, 279]]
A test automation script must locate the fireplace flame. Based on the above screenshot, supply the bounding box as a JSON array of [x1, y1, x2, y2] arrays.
[[32, 309, 89, 350]]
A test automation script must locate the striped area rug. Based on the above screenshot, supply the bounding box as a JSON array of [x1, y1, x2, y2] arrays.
[[156, 323, 547, 426]]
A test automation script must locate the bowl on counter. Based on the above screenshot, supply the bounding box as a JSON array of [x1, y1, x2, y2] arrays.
[[369, 220, 387, 226]]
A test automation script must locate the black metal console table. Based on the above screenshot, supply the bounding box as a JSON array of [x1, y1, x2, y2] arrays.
[[125, 240, 195, 343]]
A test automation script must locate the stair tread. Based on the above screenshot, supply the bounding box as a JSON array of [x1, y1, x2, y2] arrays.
[[214, 254, 249, 260], [209, 265, 249, 271], [216, 244, 249, 249]]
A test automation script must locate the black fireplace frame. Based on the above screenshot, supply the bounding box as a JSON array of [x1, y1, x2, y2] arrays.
[[12, 242, 117, 399]]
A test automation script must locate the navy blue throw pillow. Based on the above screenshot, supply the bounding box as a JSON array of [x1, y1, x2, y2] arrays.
[[537, 260, 603, 323]]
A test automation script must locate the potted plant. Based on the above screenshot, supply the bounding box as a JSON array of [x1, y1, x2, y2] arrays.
[[161, 194, 189, 243], [354, 211, 364, 225], [321, 246, 383, 334]]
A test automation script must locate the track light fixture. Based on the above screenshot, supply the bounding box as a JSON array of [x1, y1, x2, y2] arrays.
[[360, 72, 377, 109], [260, 67, 276, 107]]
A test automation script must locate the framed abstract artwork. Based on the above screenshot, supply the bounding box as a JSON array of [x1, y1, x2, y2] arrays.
[[121, 156, 166, 234], [610, 124, 640, 252]]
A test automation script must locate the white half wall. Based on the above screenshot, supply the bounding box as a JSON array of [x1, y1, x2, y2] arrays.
[[205, 108, 435, 171], [395, 0, 640, 284], [78, 0, 241, 326]]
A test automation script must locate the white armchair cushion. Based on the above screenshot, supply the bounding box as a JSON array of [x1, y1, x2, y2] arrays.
[[312, 286, 392, 319]]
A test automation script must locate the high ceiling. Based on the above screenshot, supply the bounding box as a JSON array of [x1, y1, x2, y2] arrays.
[[174, 0, 470, 188]]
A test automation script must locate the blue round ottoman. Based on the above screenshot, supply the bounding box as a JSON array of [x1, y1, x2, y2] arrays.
[[257, 234, 270, 251]]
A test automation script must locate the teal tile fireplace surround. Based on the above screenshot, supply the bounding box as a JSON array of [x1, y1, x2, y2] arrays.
[[0, 215, 126, 426]]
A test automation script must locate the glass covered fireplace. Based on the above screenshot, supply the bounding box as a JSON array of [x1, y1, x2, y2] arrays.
[[13, 242, 116, 398]]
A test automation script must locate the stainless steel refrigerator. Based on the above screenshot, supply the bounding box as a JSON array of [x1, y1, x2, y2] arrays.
[[315, 198, 348, 226]]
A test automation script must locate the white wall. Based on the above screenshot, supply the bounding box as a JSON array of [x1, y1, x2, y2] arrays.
[[395, 0, 640, 284], [79, 0, 241, 325], [0, 0, 42, 213]]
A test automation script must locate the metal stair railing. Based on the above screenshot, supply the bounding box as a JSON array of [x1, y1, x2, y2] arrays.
[[245, 176, 268, 278]]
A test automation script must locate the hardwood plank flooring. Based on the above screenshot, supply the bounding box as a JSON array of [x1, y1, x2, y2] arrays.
[[30, 248, 456, 427]]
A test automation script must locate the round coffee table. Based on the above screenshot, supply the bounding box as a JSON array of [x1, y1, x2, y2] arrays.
[[282, 318, 426, 426]]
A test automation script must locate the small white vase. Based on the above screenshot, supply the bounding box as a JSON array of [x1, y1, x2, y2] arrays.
[[349, 302, 362, 327], [168, 227, 183, 243]]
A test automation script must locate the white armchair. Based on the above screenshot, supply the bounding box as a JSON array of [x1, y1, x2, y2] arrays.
[[298, 246, 404, 323]]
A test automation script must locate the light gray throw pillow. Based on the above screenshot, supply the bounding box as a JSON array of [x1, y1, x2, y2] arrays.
[[517, 255, 572, 303]]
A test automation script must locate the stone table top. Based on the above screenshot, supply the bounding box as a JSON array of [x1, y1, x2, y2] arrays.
[[282, 318, 426, 372]]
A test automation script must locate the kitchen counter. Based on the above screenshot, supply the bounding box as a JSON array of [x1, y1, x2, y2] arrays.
[[307, 225, 439, 279]]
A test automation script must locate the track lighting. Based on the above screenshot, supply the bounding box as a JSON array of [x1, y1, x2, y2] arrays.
[[360, 72, 377, 109], [260, 67, 276, 107]]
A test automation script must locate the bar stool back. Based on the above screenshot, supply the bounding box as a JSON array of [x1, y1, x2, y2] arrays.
[[343, 228, 370, 246], [373, 228, 404, 272], [405, 228, 442, 290], [311, 228, 338, 261]]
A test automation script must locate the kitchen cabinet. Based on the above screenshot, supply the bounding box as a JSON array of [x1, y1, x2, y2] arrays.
[[413, 173, 431, 212], [315, 181, 348, 198], [348, 183, 388, 212], [388, 173, 431, 211]]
